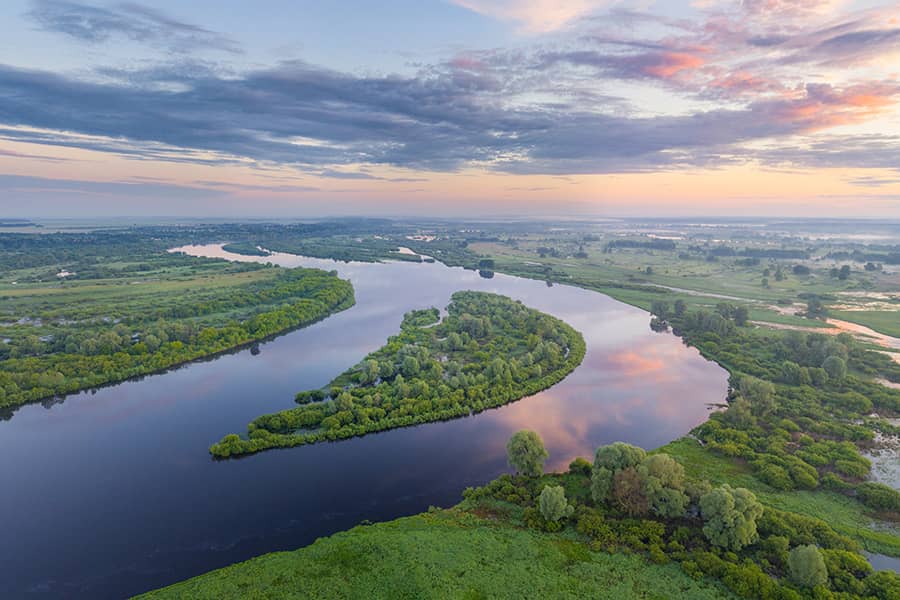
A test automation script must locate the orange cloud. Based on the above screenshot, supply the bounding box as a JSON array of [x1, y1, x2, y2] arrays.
[[765, 82, 900, 132], [642, 51, 706, 79]]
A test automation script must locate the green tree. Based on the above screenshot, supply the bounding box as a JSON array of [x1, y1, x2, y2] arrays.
[[699, 485, 763, 551], [539, 485, 574, 522], [506, 430, 548, 477], [737, 376, 776, 417], [650, 301, 670, 320], [788, 545, 828, 588], [401, 356, 421, 377], [724, 397, 754, 428], [591, 442, 646, 504], [822, 355, 847, 381], [806, 298, 828, 319], [612, 468, 648, 516], [639, 453, 688, 518]]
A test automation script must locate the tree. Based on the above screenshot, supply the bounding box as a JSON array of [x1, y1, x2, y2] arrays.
[[806, 298, 828, 319], [401, 356, 421, 377], [733, 305, 749, 327], [781, 361, 810, 386], [738, 376, 776, 417], [539, 485, 574, 522], [612, 468, 648, 516], [591, 442, 646, 503], [650, 301, 670, 320], [506, 430, 548, 477], [638, 453, 688, 518], [838, 265, 851, 280], [700, 485, 763, 551], [673, 299, 687, 317], [788, 545, 828, 588], [724, 397, 754, 428], [822, 355, 847, 381]]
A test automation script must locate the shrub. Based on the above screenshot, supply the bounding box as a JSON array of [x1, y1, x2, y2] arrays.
[[568, 457, 592, 476], [856, 482, 900, 513], [700, 485, 763, 552], [788, 545, 828, 588], [539, 485, 574, 523]]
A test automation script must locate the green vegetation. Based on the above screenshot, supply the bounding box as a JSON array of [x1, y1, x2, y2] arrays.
[[788, 545, 829, 589], [507, 429, 549, 477], [644, 302, 900, 558], [146, 432, 899, 600], [6, 220, 899, 597], [539, 485, 574, 523], [210, 292, 586, 456], [139, 508, 736, 600], [0, 232, 354, 410], [456, 221, 900, 340], [699, 485, 764, 552]]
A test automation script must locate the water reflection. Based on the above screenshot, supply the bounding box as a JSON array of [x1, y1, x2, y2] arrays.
[[0, 244, 728, 598]]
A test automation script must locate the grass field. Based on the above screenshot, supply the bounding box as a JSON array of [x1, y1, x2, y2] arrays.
[[138, 509, 735, 600], [467, 234, 900, 340]]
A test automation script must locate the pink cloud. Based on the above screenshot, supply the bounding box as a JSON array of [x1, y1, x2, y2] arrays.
[[760, 82, 900, 131], [640, 51, 706, 79]]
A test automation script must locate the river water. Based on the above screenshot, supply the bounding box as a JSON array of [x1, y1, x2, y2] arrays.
[[0, 245, 729, 598]]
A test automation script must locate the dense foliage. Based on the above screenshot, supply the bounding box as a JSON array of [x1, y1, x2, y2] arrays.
[[210, 291, 586, 457], [460, 433, 898, 600], [656, 302, 900, 502]]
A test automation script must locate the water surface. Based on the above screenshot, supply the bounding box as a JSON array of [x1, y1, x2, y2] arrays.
[[0, 245, 728, 598]]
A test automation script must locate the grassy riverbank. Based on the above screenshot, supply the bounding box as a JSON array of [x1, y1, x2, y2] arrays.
[[138, 508, 736, 600], [0, 232, 355, 411]]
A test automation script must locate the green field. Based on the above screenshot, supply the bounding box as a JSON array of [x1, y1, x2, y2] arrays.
[[138, 509, 735, 600], [0, 233, 355, 409]]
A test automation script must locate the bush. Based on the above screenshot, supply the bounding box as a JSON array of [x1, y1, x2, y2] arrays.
[[700, 485, 764, 552], [856, 482, 900, 513], [568, 456, 592, 476], [538, 485, 574, 523], [788, 545, 828, 588]]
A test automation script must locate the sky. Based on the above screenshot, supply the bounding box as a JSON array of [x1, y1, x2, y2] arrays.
[[0, 0, 898, 218]]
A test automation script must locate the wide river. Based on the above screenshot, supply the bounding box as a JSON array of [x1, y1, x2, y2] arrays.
[[0, 245, 727, 598]]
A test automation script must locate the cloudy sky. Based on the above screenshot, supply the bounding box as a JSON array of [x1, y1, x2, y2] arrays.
[[0, 0, 898, 217]]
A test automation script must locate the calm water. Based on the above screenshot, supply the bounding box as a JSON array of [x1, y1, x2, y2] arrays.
[[0, 245, 729, 598]]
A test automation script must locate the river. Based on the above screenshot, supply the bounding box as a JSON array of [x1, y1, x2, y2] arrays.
[[0, 244, 729, 598]]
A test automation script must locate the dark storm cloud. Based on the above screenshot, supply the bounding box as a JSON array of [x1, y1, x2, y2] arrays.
[[26, 0, 241, 53]]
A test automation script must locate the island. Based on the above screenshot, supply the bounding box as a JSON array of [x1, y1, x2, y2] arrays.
[[209, 291, 587, 457]]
